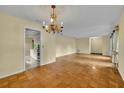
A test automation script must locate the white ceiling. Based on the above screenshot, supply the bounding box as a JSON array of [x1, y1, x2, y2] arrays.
[[0, 5, 124, 38]]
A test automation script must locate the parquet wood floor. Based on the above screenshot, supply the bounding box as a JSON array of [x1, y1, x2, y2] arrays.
[[0, 53, 124, 88]]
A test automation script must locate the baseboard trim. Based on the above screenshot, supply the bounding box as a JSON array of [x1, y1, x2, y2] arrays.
[[118, 68, 124, 81], [56, 52, 76, 58], [0, 61, 55, 79], [40, 61, 55, 66], [0, 69, 24, 79], [91, 53, 103, 55], [41, 61, 55, 67]]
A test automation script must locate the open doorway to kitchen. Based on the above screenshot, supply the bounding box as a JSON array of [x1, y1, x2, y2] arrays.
[[24, 28, 41, 70]]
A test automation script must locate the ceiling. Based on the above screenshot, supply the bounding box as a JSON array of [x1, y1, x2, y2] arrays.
[[0, 5, 124, 38]]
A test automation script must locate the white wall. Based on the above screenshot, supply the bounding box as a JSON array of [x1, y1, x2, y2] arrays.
[[118, 11, 124, 80], [76, 38, 90, 54], [102, 36, 111, 56], [89, 36, 111, 56], [0, 12, 56, 78], [56, 35, 76, 57], [0, 12, 77, 78], [76, 36, 110, 55], [42, 33, 56, 64], [90, 37, 103, 54]]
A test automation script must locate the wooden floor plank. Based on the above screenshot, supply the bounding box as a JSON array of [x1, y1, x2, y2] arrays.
[[0, 53, 124, 88]]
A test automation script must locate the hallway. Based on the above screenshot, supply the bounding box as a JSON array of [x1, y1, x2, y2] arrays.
[[0, 54, 123, 88]]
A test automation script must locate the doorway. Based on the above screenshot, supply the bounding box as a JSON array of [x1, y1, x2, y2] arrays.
[[90, 37, 103, 55], [24, 28, 41, 70]]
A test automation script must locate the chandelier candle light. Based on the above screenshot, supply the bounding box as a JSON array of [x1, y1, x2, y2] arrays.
[[42, 5, 64, 33]]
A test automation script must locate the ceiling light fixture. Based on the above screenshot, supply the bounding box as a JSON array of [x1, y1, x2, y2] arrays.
[[42, 5, 64, 33]]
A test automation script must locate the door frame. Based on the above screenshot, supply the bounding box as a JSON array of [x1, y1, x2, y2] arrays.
[[24, 27, 43, 71]]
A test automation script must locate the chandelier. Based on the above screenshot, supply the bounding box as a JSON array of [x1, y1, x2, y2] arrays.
[[42, 5, 64, 33]]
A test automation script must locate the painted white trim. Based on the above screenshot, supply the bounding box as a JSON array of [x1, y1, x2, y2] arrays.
[[41, 61, 56, 66], [24, 27, 43, 71], [0, 69, 24, 79], [56, 52, 76, 58], [118, 68, 124, 81]]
